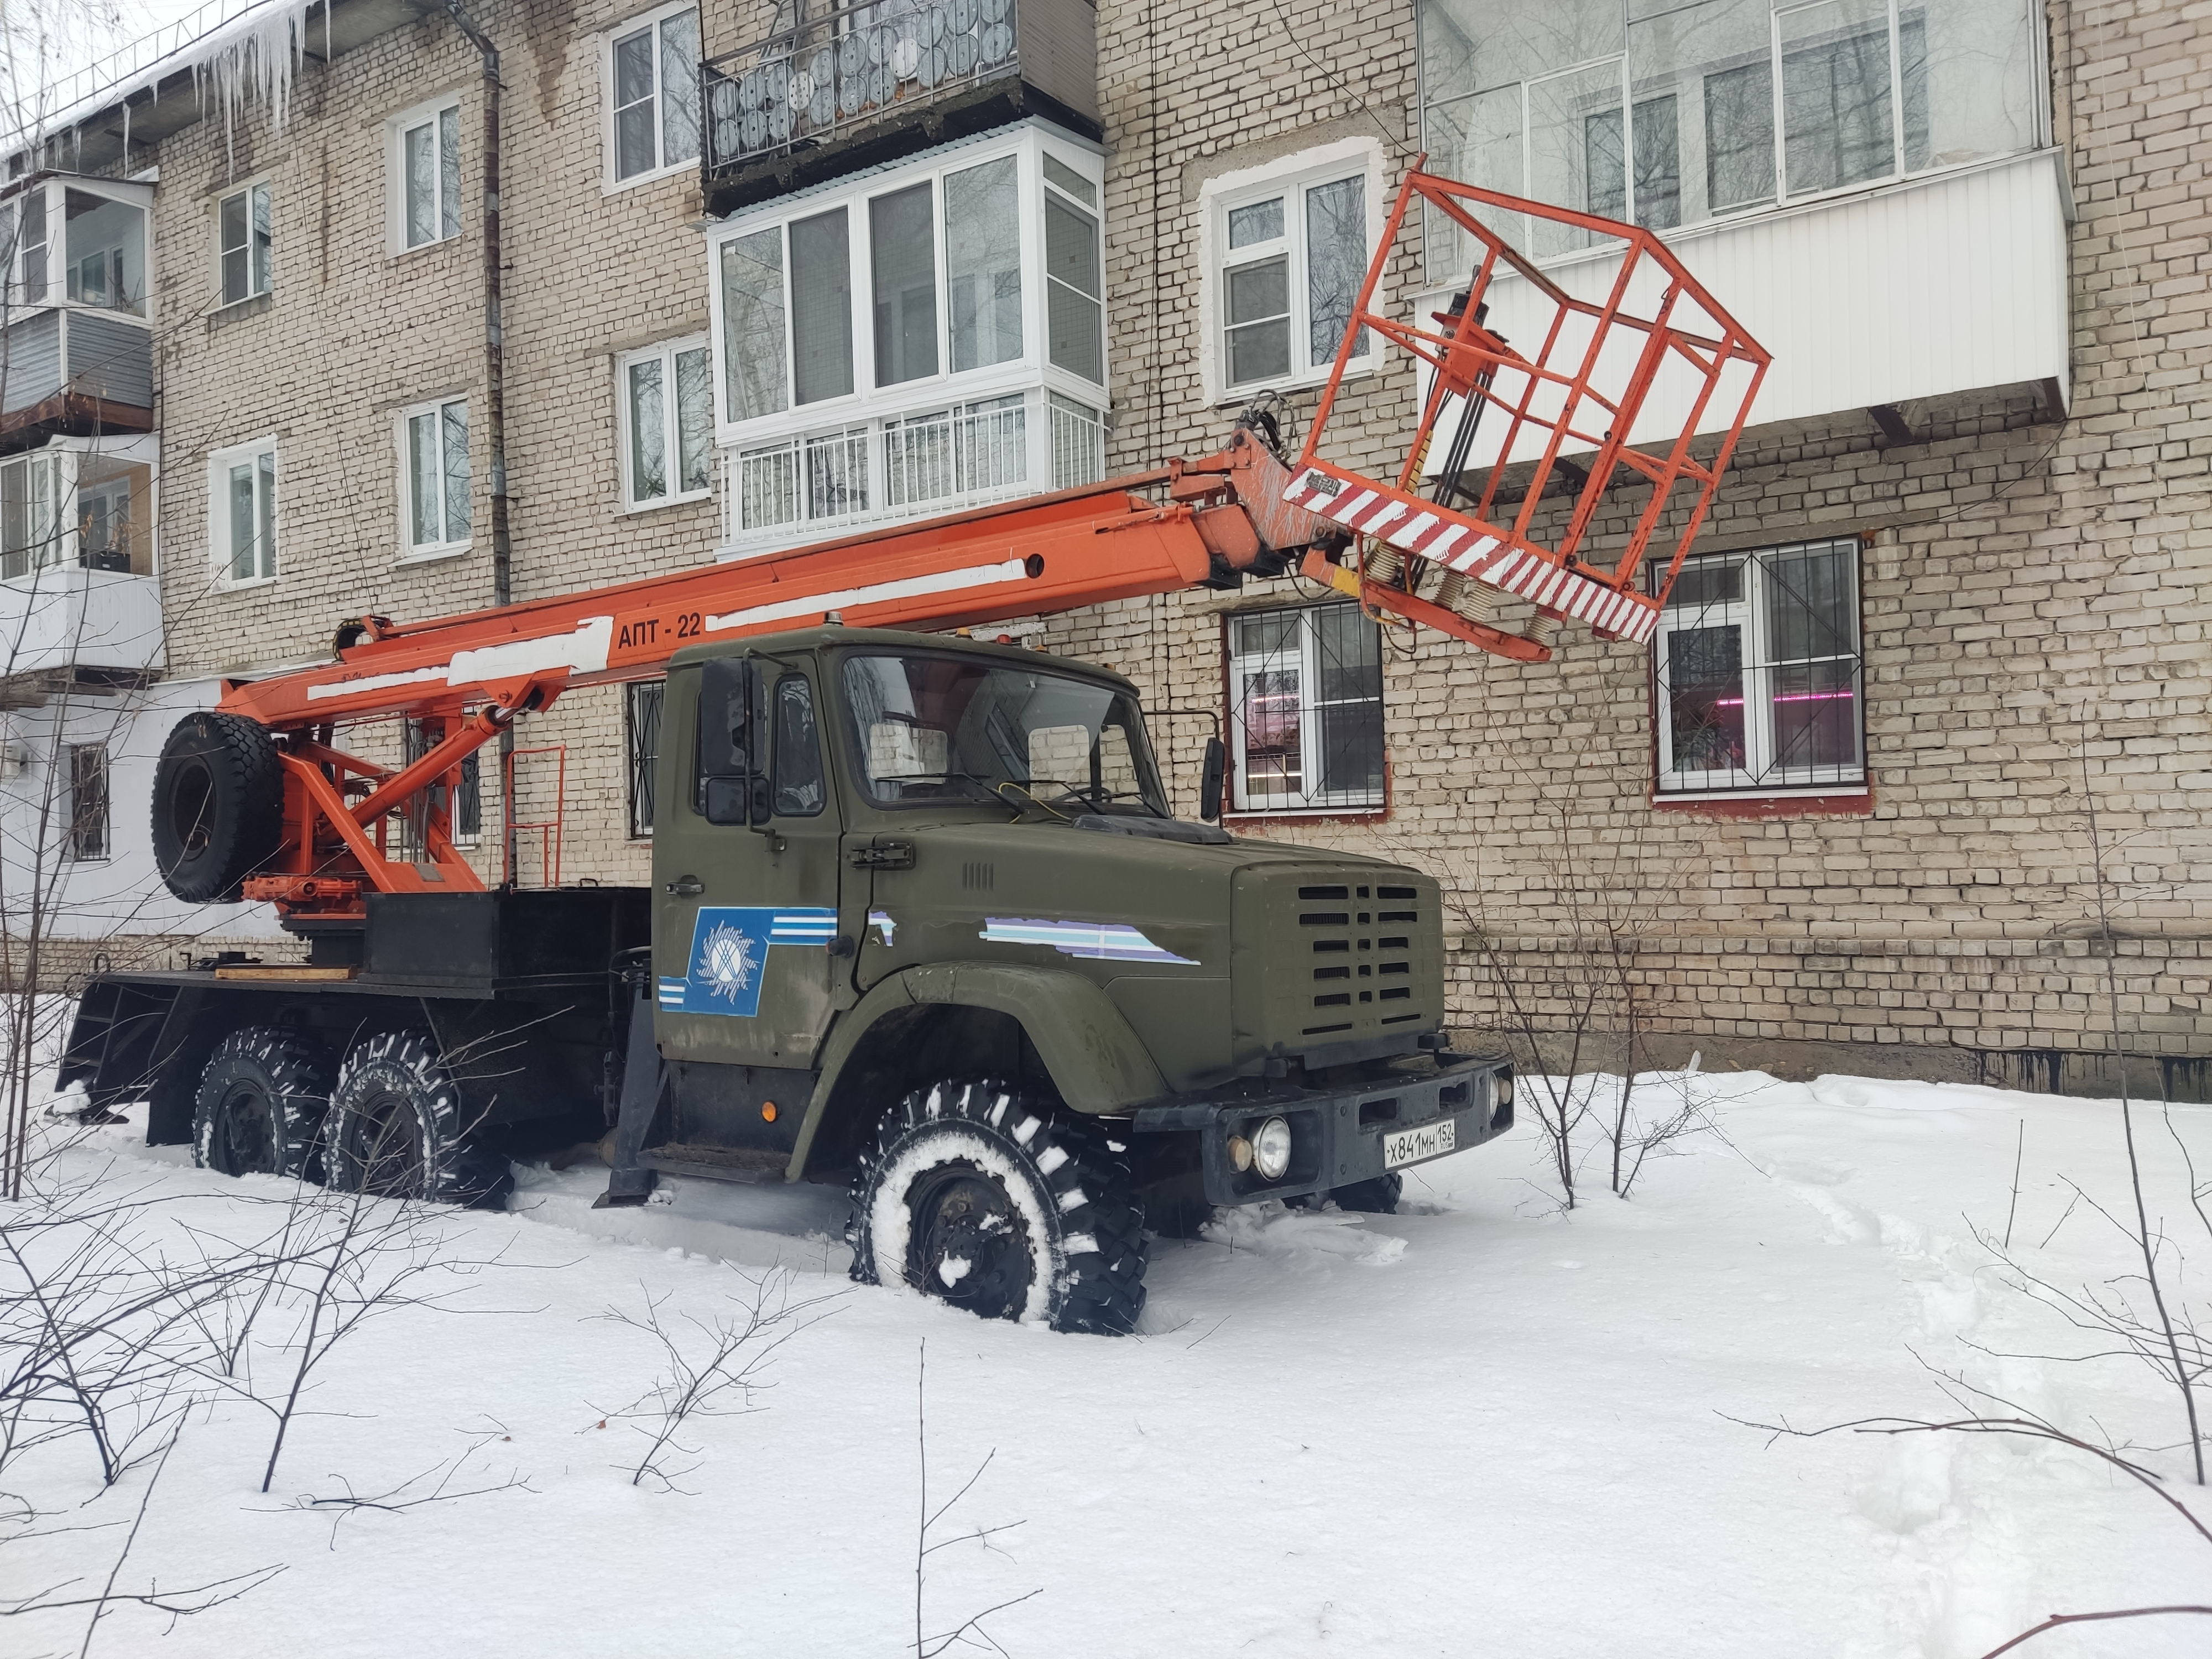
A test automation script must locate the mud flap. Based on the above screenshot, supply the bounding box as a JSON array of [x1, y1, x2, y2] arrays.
[[596, 971, 665, 1207]]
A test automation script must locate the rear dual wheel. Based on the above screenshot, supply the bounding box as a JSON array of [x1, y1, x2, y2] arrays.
[[192, 1026, 328, 1178], [191, 1025, 510, 1207], [325, 1030, 513, 1208]]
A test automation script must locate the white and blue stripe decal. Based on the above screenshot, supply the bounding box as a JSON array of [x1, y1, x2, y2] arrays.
[[660, 906, 838, 1018], [979, 917, 1197, 965]]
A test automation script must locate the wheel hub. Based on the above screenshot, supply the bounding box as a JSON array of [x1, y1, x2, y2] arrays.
[[352, 1089, 425, 1195], [214, 1082, 275, 1175], [907, 1164, 1032, 1321]]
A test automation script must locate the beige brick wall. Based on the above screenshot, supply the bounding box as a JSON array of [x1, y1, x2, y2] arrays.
[[134, 0, 2212, 1078]]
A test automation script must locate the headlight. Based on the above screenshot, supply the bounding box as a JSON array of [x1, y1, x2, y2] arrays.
[[1252, 1116, 1293, 1182], [1495, 1070, 1514, 1107]]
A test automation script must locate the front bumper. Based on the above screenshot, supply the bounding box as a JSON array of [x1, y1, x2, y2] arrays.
[[1129, 1054, 1512, 1206]]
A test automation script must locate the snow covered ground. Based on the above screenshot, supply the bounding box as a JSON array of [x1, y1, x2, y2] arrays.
[[7, 1068, 2212, 1657]]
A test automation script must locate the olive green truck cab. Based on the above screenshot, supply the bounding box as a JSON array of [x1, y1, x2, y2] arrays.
[[60, 625, 1512, 1335]]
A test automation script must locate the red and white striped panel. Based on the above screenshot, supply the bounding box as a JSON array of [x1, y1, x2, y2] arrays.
[[1281, 465, 1661, 644]]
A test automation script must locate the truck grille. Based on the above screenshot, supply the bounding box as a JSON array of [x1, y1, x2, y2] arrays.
[[1233, 867, 1444, 1060], [1296, 883, 1423, 1032]]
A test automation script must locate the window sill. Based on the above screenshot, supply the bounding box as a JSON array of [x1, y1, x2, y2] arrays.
[[392, 234, 461, 259], [605, 159, 698, 196], [214, 575, 279, 593], [395, 544, 472, 567], [208, 293, 272, 330], [619, 489, 713, 516], [1652, 786, 1872, 819], [1224, 802, 1389, 827], [1215, 357, 1374, 410]]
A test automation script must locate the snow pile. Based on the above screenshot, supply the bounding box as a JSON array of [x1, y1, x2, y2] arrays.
[[4, 1070, 2210, 1656]]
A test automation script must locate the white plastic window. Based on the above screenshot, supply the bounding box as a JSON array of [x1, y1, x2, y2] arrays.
[[1212, 163, 1374, 396], [609, 4, 702, 184], [218, 181, 271, 303], [401, 399, 470, 556], [209, 439, 277, 585], [1225, 603, 1385, 813], [1652, 539, 1865, 795], [621, 338, 714, 507], [400, 104, 462, 248]]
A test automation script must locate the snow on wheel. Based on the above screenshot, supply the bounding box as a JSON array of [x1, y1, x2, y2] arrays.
[[846, 1079, 1147, 1335], [192, 1025, 328, 1179], [325, 1030, 512, 1207]]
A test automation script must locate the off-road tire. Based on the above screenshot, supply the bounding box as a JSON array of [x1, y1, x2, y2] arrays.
[[1292, 1173, 1402, 1215], [192, 1025, 328, 1179], [325, 1030, 513, 1207], [846, 1079, 1147, 1335], [151, 711, 283, 904]]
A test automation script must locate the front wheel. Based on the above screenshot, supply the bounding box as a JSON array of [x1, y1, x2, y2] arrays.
[[846, 1080, 1147, 1335], [325, 1030, 512, 1207]]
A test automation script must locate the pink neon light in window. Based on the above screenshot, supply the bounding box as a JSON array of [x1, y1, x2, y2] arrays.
[[1704, 691, 1855, 707]]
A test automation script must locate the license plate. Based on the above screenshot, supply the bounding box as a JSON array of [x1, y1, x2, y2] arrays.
[[1381, 1116, 1457, 1170]]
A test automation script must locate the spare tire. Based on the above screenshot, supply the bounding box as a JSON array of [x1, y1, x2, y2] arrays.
[[151, 711, 283, 902]]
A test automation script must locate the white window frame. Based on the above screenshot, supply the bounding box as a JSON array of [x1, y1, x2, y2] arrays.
[[604, 1, 702, 191], [1652, 538, 1866, 799], [397, 396, 472, 561], [207, 435, 279, 589], [618, 335, 716, 511], [1224, 600, 1388, 816], [1197, 137, 1384, 405], [214, 176, 272, 306], [1, 449, 69, 580], [388, 92, 465, 254], [708, 128, 1107, 444]]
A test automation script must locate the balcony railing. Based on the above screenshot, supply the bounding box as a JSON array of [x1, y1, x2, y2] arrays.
[[707, 0, 1020, 169], [723, 388, 1103, 556], [701, 0, 1098, 208]]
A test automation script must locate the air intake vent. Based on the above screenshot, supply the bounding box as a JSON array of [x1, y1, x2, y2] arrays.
[[1298, 885, 1349, 900]]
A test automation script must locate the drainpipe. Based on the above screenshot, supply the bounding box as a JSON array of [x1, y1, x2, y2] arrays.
[[442, 0, 517, 885]]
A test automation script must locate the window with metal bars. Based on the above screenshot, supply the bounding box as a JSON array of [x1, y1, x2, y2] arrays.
[[66, 744, 107, 861], [400, 720, 481, 849], [1224, 602, 1386, 813], [628, 680, 664, 837], [1651, 538, 1865, 796]]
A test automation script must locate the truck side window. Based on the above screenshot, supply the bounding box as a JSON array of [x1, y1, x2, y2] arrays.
[[773, 675, 825, 817]]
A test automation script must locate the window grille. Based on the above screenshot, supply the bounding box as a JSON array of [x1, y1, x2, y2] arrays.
[[67, 744, 107, 861], [628, 680, 664, 837], [1652, 538, 1865, 795], [1225, 602, 1386, 813]]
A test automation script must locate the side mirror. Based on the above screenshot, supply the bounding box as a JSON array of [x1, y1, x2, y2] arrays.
[[1199, 736, 1225, 822]]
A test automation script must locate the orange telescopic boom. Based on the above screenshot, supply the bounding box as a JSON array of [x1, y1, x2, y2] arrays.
[[215, 169, 1768, 926]]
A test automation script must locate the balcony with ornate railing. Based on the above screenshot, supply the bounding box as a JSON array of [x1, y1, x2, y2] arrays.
[[701, 0, 1099, 213], [721, 385, 1104, 557]]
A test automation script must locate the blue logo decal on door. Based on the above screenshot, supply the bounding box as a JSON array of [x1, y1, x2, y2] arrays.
[[659, 907, 838, 1018]]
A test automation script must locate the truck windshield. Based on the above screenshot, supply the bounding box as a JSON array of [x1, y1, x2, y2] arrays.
[[839, 651, 1168, 814]]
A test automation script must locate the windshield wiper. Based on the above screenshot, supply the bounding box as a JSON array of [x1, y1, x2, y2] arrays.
[[875, 770, 1013, 810], [1034, 778, 1171, 819]]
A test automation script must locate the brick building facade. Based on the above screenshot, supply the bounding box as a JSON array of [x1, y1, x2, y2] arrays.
[[7, 0, 2206, 1094]]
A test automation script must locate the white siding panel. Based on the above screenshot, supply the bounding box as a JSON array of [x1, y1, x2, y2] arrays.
[[1430, 151, 2069, 459]]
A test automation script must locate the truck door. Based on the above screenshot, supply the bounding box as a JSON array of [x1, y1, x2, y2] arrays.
[[653, 656, 848, 1070]]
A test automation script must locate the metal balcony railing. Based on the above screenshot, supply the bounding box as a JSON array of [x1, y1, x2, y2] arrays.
[[705, 0, 1023, 178]]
